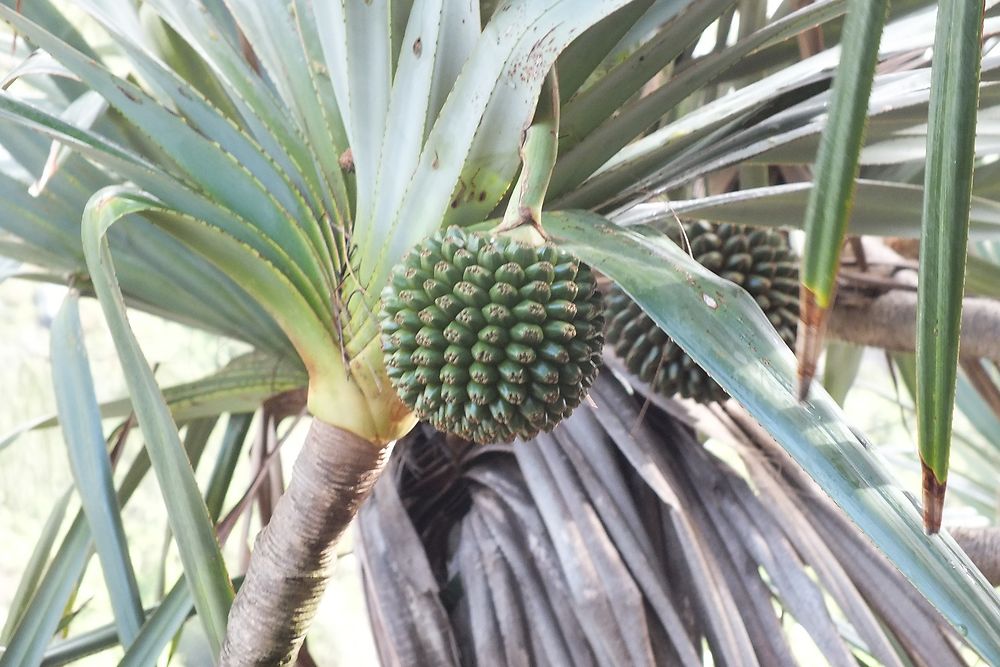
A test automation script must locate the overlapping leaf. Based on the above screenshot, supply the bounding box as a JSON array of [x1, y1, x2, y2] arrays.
[[545, 211, 1000, 661]]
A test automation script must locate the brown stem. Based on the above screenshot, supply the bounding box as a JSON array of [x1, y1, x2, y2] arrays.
[[949, 527, 1000, 586], [960, 357, 1000, 421], [827, 290, 1000, 363], [792, 0, 825, 58], [220, 419, 387, 665]]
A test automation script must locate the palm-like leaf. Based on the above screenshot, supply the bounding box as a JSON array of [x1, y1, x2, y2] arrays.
[[1, 0, 1000, 664]]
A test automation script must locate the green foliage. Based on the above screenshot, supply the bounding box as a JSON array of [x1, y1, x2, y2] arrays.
[[915, 0, 986, 526], [1, 1, 999, 664], [800, 0, 888, 308]]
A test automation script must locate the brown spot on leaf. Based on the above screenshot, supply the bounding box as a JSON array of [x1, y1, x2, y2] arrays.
[[118, 85, 140, 103], [412, 38, 422, 56], [338, 147, 355, 173]]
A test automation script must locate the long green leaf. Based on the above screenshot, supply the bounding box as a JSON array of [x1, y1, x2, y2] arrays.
[[26, 91, 107, 198], [123, 412, 253, 665], [79, 186, 337, 377], [550, 0, 847, 197], [436, 0, 650, 232], [205, 413, 255, 522], [50, 292, 144, 646], [366, 0, 453, 263], [544, 211, 1000, 662], [0, 428, 158, 667], [363, 0, 635, 341], [558, 0, 733, 152], [754, 92, 1000, 166], [38, 410, 252, 665], [290, 0, 353, 228], [915, 0, 985, 533], [76, 10, 333, 286], [154, 417, 219, 599], [40, 622, 119, 666], [41, 576, 244, 667], [755, 0, 885, 314], [0, 512, 92, 667], [558, 8, 978, 212], [0, 144, 292, 353], [117, 579, 201, 667], [334, 0, 392, 244], [138, 7, 240, 120], [142, 0, 323, 212], [615, 179, 1000, 238], [0, 169, 82, 262], [0, 111, 109, 201], [2, 352, 305, 452], [556, 0, 653, 101], [122, 423, 253, 664], [81, 189, 234, 656], [0, 489, 72, 644], [226, 0, 350, 220]]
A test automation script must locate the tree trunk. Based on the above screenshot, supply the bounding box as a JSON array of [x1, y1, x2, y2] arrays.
[[950, 527, 1000, 586], [220, 419, 387, 665]]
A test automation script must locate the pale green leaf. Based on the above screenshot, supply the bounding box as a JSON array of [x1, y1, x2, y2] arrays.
[[544, 211, 1000, 661], [81, 187, 234, 656], [615, 180, 1000, 239], [0, 488, 72, 644], [822, 341, 865, 407], [51, 292, 145, 646]]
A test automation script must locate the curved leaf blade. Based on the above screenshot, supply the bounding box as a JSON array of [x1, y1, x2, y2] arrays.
[[0, 90, 330, 327], [0, 7, 331, 305], [545, 211, 1000, 662], [0, 513, 96, 667], [143, 0, 326, 215], [225, 0, 350, 212], [81, 188, 234, 656], [117, 579, 198, 667], [558, 0, 732, 153]]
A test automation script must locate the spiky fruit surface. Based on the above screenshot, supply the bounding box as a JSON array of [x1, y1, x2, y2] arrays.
[[605, 221, 799, 403], [381, 227, 604, 444]]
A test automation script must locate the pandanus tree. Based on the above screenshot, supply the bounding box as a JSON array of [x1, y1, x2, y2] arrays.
[[2, 0, 1000, 665]]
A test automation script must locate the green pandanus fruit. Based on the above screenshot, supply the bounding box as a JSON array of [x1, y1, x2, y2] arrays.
[[380, 226, 604, 444], [605, 221, 799, 403]]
